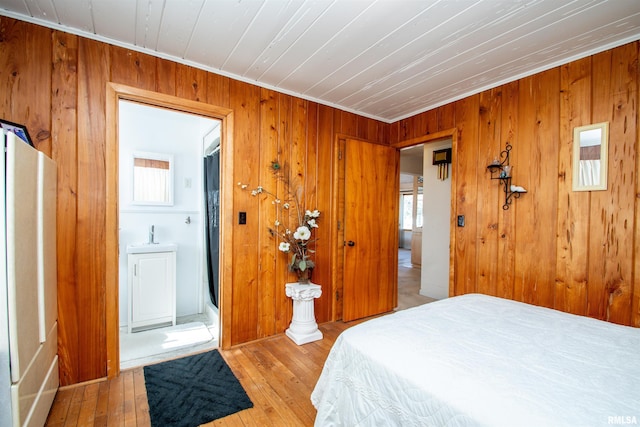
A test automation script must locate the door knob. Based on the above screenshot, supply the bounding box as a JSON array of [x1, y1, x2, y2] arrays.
[[346, 240, 355, 247]]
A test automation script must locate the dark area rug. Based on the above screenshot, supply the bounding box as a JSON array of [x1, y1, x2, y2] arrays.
[[144, 350, 253, 427]]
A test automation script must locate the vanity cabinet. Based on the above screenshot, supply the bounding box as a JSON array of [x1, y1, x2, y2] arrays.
[[127, 250, 176, 333]]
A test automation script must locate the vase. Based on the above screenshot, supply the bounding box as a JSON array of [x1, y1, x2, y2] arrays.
[[296, 267, 313, 284]]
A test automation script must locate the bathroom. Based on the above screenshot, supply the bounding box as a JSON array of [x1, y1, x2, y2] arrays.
[[117, 100, 221, 368]]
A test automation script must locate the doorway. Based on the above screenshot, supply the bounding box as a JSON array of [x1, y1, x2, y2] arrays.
[[105, 83, 234, 378], [398, 144, 433, 310], [398, 179, 426, 309], [117, 100, 220, 369], [396, 135, 454, 308]]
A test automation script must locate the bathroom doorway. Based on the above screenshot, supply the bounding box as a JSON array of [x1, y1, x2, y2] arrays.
[[105, 83, 234, 378], [117, 100, 221, 369]]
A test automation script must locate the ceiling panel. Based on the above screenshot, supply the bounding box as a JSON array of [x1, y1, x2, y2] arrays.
[[155, 0, 204, 59], [186, 0, 266, 69], [133, 0, 164, 50], [0, 0, 639, 122], [254, 0, 371, 87], [92, 1, 136, 42], [309, 1, 521, 103], [222, 0, 315, 78], [0, 0, 26, 14], [298, 2, 459, 104], [20, 0, 57, 23], [326, 2, 555, 105], [48, 0, 94, 34], [284, 1, 436, 96]]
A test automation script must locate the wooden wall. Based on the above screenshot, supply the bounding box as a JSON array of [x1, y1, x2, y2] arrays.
[[0, 17, 388, 385], [392, 41, 640, 328], [2, 15, 638, 386]]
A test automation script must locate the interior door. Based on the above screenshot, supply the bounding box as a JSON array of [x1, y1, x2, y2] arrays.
[[343, 138, 399, 321]]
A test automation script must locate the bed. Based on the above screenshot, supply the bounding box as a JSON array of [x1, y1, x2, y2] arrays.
[[311, 293, 640, 426]]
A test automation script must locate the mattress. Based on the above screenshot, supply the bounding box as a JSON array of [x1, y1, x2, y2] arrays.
[[311, 294, 640, 426]]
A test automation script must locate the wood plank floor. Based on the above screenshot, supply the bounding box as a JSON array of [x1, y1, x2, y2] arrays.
[[45, 321, 355, 427], [46, 250, 430, 426]]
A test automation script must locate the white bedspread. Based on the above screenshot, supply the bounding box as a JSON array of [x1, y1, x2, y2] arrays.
[[311, 294, 640, 426]]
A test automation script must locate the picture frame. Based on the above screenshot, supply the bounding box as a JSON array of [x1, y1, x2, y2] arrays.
[[0, 119, 34, 146]]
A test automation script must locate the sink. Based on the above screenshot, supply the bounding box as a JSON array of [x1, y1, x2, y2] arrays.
[[126, 242, 177, 254]]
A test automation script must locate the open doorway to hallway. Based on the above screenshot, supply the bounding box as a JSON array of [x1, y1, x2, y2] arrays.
[[398, 144, 428, 310], [398, 138, 452, 310]]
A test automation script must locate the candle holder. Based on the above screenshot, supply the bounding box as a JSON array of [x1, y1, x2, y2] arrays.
[[486, 144, 526, 210]]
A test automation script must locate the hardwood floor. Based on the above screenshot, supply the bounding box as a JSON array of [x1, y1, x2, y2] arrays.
[[45, 321, 354, 427], [397, 248, 437, 310], [46, 249, 432, 426]]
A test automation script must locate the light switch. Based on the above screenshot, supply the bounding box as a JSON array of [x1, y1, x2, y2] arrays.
[[239, 212, 247, 225], [457, 215, 465, 227]]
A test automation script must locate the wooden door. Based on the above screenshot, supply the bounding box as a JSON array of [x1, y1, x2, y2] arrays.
[[342, 138, 399, 321]]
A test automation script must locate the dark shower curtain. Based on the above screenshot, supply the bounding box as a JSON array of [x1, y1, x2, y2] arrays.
[[204, 149, 220, 307]]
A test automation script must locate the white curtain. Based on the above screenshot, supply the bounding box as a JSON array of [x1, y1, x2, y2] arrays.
[[578, 160, 600, 187], [133, 166, 169, 203]]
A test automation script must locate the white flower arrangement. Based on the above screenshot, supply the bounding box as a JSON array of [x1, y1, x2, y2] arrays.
[[239, 161, 320, 282]]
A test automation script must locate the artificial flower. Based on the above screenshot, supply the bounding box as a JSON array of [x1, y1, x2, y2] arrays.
[[306, 209, 320, 218], [279, 242, 290, 252], [293, 226, 311, 240]]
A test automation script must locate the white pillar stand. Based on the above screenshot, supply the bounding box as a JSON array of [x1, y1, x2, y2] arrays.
[[285, 282, 323, 345]]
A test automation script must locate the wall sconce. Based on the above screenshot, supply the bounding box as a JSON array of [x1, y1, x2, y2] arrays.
[[487, 144, 526, 210]]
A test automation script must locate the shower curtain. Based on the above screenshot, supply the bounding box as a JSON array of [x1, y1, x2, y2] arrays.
[[204, 150, 220, 307]]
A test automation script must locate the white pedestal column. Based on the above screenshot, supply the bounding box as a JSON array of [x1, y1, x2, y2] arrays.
[[285, 282, 323, 345]]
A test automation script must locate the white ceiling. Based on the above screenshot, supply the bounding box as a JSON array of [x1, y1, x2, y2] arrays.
[[1, 0, 640, 123]]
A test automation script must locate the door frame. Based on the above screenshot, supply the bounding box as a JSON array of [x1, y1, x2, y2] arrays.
[[105, 83, 234, 378], [391, 128, 459, 298]]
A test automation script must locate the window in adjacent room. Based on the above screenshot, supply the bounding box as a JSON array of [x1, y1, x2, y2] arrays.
[[401, 192, 423, 230], [402, 193, 413, 230], [415, 193, 423, 228]]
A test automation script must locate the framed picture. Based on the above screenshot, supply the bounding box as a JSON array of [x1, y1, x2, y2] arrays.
[[0, 119, 33, 146]]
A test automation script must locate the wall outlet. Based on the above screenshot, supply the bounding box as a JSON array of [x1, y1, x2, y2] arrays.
[[239, 211, 247, 225]]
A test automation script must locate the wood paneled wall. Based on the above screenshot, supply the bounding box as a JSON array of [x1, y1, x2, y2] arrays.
[[392, 41, 640, 328], [2, 15, 638, 386], [0, 17, 388, 385]]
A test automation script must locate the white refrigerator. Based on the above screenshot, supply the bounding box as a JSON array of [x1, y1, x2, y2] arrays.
[[0, 130, 58, 426]]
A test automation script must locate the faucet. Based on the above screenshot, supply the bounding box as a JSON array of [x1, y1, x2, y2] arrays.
[[149, 225, 156, 244]]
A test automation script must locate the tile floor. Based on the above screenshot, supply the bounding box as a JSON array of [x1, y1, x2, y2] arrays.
[[119, 312, 218, 370]]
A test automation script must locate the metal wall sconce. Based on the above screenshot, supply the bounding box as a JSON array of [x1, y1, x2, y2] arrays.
[[487, 144, 527, 210]]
